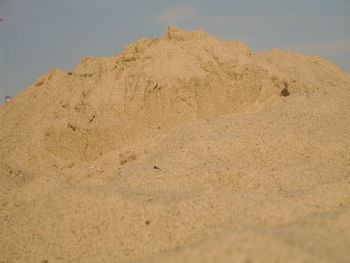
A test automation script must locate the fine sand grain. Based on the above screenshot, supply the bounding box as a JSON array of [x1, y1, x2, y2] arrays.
[[1, 27, 350, 263]]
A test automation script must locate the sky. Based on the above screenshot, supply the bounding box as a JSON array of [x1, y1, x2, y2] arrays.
[[0, 0, 350, 101]]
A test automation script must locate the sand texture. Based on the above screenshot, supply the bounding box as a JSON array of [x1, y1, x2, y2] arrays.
[[1, 27, 350, 263]]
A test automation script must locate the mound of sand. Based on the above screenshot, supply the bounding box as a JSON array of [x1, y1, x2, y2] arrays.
[[1, 26, 350, 263]]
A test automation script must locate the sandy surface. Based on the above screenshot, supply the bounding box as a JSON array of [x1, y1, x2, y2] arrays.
[[1, 26, 350, 263]]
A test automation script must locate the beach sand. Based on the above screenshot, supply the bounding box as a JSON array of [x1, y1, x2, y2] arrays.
[[1, 27, 349, 263]]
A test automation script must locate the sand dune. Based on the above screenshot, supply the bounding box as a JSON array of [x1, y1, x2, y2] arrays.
[[1, 26, 350, 263]]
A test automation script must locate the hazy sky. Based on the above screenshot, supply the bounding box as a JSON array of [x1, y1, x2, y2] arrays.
[[1, 0, 349, 100]]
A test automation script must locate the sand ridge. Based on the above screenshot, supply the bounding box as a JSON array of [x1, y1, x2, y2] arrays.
[[0, 26, 350, 262]]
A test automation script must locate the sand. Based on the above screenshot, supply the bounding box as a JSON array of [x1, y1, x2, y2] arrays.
[[0, 26, 349, 263]]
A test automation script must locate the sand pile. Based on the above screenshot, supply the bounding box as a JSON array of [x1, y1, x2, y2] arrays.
[[0, 26, 350, 262]]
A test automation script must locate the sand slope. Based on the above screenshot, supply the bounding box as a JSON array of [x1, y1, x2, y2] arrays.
[[1, 27, 350, 263]]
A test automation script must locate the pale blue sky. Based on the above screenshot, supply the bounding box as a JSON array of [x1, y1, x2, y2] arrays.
[[1, 0, 349, 101]]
